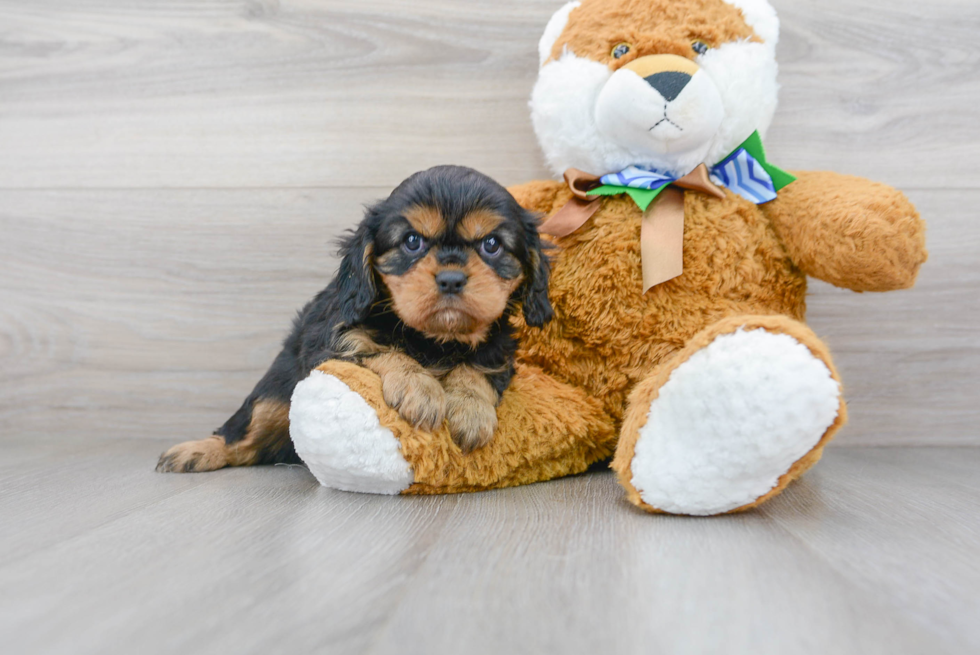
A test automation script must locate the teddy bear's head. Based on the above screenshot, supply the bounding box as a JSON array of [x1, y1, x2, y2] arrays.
[[531, 0, 779, 178]]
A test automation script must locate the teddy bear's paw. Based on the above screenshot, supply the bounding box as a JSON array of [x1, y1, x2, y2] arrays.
[[628, 327, 841, 516], [289, 370, 414, 494]]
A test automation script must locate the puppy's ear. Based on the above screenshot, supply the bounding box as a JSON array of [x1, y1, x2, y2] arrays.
[[336, 222, 377, 325], [520, 215, 554, 328]]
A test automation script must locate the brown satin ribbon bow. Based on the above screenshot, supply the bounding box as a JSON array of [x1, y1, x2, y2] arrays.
[[539, 164, 726, 292]]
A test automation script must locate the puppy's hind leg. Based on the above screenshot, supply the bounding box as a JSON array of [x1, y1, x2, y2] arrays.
[[155, 434, 230, 474], [156, 397, 296, 473], [157, 347, 303, 473]]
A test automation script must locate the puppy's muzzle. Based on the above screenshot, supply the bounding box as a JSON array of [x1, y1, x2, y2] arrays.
[[624, 54, 700, 102], [435, 270, 468, 295]]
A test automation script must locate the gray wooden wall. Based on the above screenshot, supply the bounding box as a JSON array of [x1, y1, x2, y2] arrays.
[[1, 0, 977, 447]]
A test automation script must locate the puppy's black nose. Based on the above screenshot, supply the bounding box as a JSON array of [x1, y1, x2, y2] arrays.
[[644, 71, 691, 102], [435, 270, 468, 295]]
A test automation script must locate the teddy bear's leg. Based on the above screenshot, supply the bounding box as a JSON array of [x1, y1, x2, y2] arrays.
[[289, 360, 616, 495], [613, 315, 847, 516]]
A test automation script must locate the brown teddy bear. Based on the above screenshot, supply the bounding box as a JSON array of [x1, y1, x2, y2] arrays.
[[288, 0, 927, 515]]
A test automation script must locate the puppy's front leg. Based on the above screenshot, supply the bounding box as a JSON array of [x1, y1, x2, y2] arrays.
[[443, 365, 499, 454], [365, 352, 446, 431]]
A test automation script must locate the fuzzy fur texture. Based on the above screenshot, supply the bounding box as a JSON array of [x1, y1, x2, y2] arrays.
[[532, 0, 778, 177], [625, 322, 841, 515], [307, 360, 616, 494], [289, 166, 923, 506], [538, 1, 580, 66], [612, 315, 848, 514], [283, 0, 926, 514], [158, 165, 551, 473], [764, 171, 927, 291], [721, 0, 779, 45], [511, 184, 811, 423], [290, 371, 414, 494]]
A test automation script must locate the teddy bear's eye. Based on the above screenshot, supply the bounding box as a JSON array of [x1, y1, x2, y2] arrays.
[[692, 41, 710, 56], [611, 43, 631, 59]]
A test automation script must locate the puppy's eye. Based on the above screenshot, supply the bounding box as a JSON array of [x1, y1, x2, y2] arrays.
[[480, 235, 502, 258], [611, 43, 631, 59], [692, 40, 710, 56], [403, 232, 425, 253]]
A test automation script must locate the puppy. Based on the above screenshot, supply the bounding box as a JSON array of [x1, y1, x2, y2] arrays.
[[157, 165, 552, 473]]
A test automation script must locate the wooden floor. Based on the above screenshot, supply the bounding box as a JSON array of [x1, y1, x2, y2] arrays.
[[0, 442, 978, 655], [2, 0, 979, 653]]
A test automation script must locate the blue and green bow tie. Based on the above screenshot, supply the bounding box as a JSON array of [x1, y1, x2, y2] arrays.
[[589, 131, 796, 210], [538, 132, 797, 293]]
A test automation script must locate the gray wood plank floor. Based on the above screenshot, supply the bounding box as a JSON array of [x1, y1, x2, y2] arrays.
[[2, 0, 979, 653], [1, 444, 978, 655]]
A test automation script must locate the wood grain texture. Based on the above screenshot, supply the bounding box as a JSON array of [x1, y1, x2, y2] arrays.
[[805, 188, 980, 445], [0, 439, 461, 655], [1, 444, 978, 654], [1, 188, 975, 445], [0, 0, 975, 445], [0, 188, 383, 443], [0, 0, 978, 189], [762, 447, 980, 654], [1, 3, 977, 653]]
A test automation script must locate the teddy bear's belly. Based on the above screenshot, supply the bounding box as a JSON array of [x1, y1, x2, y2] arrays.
[[517, 194, 807, 422]]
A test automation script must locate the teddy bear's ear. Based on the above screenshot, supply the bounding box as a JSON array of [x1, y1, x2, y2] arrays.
[[538, 1, 581, 67], [722, 0, 780, 46]]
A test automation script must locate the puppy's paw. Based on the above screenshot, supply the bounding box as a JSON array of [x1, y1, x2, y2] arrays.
[[156, 436, 229, 473], [446, 396, 497, 454], [382, 372, 447, 432]]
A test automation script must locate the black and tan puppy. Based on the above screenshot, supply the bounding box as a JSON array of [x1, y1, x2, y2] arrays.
[[157, 165, 552, 473]]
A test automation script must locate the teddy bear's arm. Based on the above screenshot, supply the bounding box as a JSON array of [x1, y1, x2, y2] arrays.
[[508, 179, 569, 216], [763, 171, 928, 292]]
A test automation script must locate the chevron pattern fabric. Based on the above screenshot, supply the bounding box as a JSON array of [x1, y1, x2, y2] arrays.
[[599, 166, 675, 191], [710, 147, 777, 203], [598, 147, 778, 205]]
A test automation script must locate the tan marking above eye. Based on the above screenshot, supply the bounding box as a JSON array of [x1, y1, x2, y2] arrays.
[[457, 209, 506, 242], [403, 205, 445, 239]]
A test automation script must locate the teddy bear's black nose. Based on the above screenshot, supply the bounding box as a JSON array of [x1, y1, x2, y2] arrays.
[[644, 71, 692, 102], [435, 270, 468, 295]]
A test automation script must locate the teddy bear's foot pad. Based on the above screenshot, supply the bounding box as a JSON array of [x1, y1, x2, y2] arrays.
[[289, 370, 414, 494], [630, 327, 841, 515]]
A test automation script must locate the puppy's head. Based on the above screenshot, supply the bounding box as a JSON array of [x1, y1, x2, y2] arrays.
[[337, 165, 552, 346]]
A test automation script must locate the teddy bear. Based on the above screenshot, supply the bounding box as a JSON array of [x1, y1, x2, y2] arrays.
[[287, 0, 927, 515]]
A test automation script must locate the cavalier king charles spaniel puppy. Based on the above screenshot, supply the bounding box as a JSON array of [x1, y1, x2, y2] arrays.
[[157, 165, 552, 473]]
